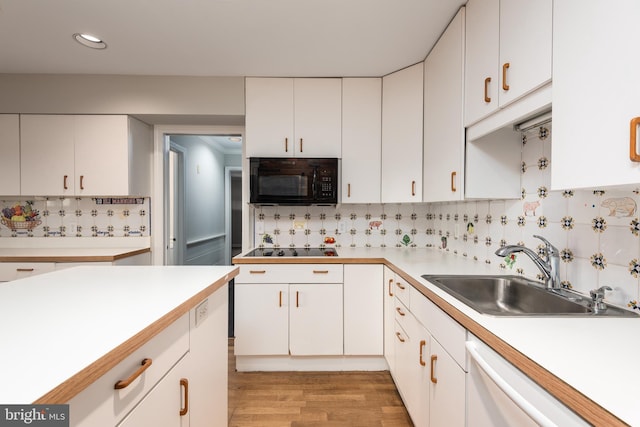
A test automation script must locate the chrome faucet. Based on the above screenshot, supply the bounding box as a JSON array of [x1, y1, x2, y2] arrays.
[[495, 235, 561, 290]]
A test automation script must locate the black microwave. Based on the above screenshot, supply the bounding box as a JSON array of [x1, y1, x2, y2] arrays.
[[249, 157, 339, 205]]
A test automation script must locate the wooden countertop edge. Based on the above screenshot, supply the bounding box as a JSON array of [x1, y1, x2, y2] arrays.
[[386, 262, 628, 427], [33, 267, 239, 405], [233, 255, 627, 426], [0, 247, 151, 263]]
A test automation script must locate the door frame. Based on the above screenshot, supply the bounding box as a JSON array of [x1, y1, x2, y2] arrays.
[[225, 166, 243, 264], [168, 141, 187, 265], [152, 125, 248, 265]]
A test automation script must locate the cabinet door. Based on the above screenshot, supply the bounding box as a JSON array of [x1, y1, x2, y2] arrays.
[[289, 283, 343, 355], [424, 8, 465, 202], [383, 267, 397, 371], [553, 0, 640, 189], [117, 353, 189, 427], [341, 78, 382, 203], [498, 0, 552, 107], [0, 115, 20, 196], [293, 78, 342, 157], [382, 63, 424, 203], [20, 115, 75, 195], [344, 264, 383, 355], [429, 339, 465, 427], [234, 283, 289, 355], [75, 115, 130, 196], [464, 0, 499, 126], [245, 77, 295, 157]]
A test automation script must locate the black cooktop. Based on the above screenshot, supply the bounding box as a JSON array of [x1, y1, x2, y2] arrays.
[[245, 247, 338, 257]]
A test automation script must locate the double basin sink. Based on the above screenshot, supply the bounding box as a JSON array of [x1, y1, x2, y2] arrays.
[[422, 275, 638, 317]]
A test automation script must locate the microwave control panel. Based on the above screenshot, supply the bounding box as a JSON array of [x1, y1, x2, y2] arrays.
[[317, 168, 336, 199]]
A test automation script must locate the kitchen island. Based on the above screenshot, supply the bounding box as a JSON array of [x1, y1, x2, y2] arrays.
[[0, 265, 237, 426], [234, 247, 639, 426]]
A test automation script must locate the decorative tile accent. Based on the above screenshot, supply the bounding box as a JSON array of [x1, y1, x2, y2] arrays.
[[590, 253, 607, 270]]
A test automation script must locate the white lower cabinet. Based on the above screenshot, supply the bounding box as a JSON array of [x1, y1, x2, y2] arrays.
[[344, 264, 383, 355], [383, 267, 397, 372], [234, 264, 344, 358], [0, 262, 55, 282], [289, 283, 343, 355], [386, 278, 467, 427], [117, 353, 190, 427], [68, 286, 228, 427]]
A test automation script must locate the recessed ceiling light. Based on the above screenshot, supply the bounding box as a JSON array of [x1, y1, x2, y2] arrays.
[[73, 33, 107, 49], [228, 137, 242, 142]]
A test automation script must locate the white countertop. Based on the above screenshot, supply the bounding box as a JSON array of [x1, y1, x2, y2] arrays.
[[0, 265, 237, 404], [236, 247, 639, 425]]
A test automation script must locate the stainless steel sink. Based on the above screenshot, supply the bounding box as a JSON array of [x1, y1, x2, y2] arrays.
[[422, 275, 639, 317]]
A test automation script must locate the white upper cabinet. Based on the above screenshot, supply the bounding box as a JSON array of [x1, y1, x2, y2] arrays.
[[464, 0, 552, 126], [245, 77, 341, 158], [423, 8, 465, 203], [0, 115, 21, 196], [245, 77, 294, 157], [382, 63, 424, 203], [341, 78, 382, 203], [21, 115, 76, 196], [20, 115, 151, 196], [552, 0, 640, 189]]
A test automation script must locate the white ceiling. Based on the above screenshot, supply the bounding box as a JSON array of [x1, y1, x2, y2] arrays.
[[0, 0, 465, 77]]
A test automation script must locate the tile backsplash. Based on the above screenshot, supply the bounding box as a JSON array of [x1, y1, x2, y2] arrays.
[[254, 124, 640, 311], [0, 197, 150, 238]]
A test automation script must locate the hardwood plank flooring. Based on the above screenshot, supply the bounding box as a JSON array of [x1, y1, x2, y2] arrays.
[[228, 341, 413, 427]]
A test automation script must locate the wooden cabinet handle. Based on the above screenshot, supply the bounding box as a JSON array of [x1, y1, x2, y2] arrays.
[[502, 63, 510, 91], [451, 171, 457, 192], [16, 268, 34, 272], [396, 281, 406, 290], [285, 137, 288, 153], [249, 270, 266, 274], [396, 306, 406, 316], [395, 332, 405, 343], [430, 355, 438, 384], [114, 358, 152, 389], [63, 175, 68, 190], [80, 175, 85, 190], [411, 180, 416, 196], [347, 183, 351, 198], [484, 77, 492, 103], [296, 291, 299, 308], [388, 279, 394, 297], [630, 117, 640, 161], [300, 138, 303, 153], [179, 378, 189, 416], [279, 290, 282, 307], [312, 270, 329, 274], [419, 340, 427, 366]]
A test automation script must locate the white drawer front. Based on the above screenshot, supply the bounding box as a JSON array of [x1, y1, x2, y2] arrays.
[[236, 264, 343, 283], [68, 314, 190, 427], [393, 275, 411, 307], [411, 286, 467, 370], [0, 262, 55, 282]]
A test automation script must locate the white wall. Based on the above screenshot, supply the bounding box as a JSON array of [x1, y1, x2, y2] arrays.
[[0, 74, 244, 120]]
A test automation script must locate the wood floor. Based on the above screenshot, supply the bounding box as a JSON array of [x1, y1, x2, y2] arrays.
[[228, 342, 413, 427]]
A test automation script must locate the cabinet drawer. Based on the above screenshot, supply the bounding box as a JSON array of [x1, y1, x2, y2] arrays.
[[0, 262, 55, 282], [393, 275, 411, 307], [410, 286, 467, 370], [236, 264, 343, 283], [68, 314, 189, 427], [394, 298, 413, 335]]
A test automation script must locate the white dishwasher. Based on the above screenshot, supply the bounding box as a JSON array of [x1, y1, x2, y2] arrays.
[[466, 334, 589, 427]]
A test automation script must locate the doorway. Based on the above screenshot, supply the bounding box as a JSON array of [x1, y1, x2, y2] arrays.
[[162, 133, 243, 266]]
